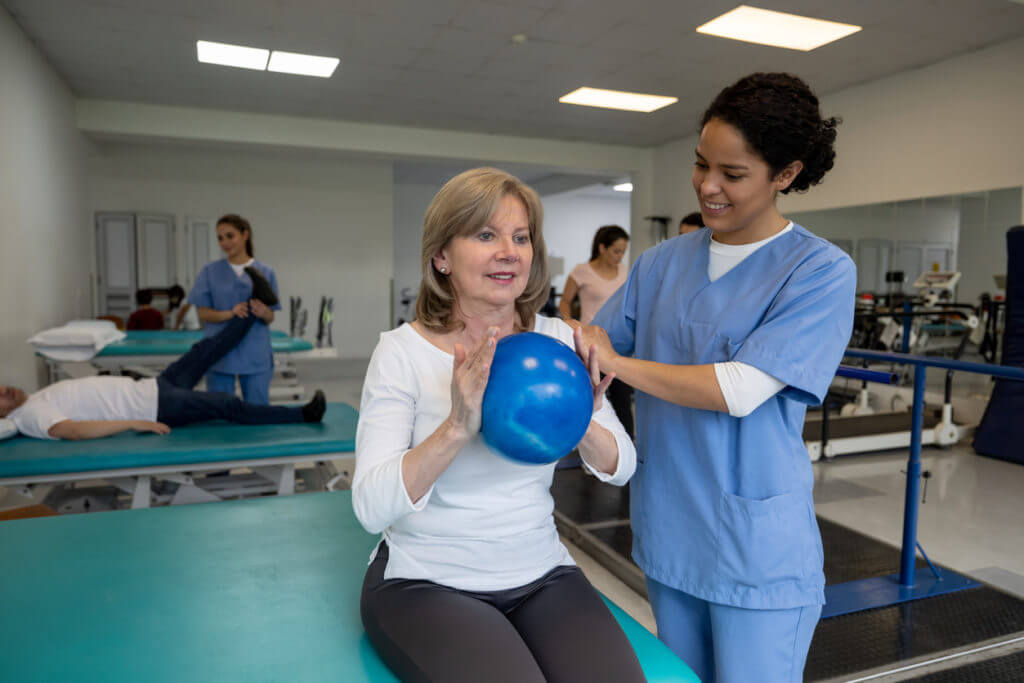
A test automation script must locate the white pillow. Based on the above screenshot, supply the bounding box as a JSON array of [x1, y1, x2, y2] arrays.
[[0, 418, 18, 441], [29, 321, 124, 348]]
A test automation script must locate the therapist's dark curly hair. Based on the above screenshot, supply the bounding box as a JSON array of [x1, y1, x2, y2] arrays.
[[700, 73, 840, 194]]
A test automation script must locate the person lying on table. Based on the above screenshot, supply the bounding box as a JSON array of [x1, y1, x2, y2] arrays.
[[1, 274, 325, 440]]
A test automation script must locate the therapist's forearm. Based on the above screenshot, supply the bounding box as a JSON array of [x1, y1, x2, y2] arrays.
[[197, 307, 233, 323], [577, 420, 618, 475], [605, 356, 729, 413]]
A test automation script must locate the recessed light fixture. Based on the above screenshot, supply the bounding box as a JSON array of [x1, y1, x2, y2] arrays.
[[613, 183, 633, 192], [559, 87, 677, 113], [696, 5, 861, 51], [268, 50, 340, 78], [196, 40, 269, 70]]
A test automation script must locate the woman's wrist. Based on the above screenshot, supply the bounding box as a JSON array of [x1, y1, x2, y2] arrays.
[[579, 420, 617, 475], [440, 416, 474, 446]]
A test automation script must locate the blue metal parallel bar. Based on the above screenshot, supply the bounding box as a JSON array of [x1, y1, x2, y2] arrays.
[[844, 348, 1024, 381], [823, 348, 1024, 618], [901, 364, 926, 586], [835, 365, 898, 384]]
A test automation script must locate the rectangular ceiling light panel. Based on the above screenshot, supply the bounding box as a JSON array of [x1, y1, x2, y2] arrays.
[[196, 40, 269, 70], [559, 87, 677, 113], [268, 51, 340, 78], [696, 5, 861, 51]]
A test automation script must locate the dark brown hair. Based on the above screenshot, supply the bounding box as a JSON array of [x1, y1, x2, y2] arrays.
[[589, 225, 629, 261]]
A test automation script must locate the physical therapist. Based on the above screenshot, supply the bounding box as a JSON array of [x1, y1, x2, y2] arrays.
[[188, 214, 281, 404], [577, 73, 856, 682]]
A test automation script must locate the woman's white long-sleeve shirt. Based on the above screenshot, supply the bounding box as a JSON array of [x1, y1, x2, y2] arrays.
[[353, 315, 636, 592]]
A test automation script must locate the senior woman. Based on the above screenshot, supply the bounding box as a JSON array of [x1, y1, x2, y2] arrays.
[[353, 168, 644, 683]]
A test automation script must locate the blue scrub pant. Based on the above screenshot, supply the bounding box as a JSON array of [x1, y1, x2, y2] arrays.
[[205, 369, 273, 405], [646, 577, 820, 683]]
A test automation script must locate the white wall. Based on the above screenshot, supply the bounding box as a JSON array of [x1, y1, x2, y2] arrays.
[[788, 202, 961, 292], [0, 9, 89, 391], [86, 143, 393, 359], [542, 190, 631, 291], [651, 36, 1024, 226], [955, 188, 1022, 303]]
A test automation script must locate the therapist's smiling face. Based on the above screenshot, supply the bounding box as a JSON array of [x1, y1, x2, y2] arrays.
[[692, 118, 794, 245], [0, 386, 28, 417]]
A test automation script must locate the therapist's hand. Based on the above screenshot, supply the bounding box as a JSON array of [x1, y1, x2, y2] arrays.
[[230, 302, 250, 318], [574, 326, 615, 413], [250, 299, 272, 322], [575, 324, 619, 371]]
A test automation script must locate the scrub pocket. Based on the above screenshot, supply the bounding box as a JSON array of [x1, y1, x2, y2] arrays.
[[678, 320, 741, 365], [716, 490, 814, 588]]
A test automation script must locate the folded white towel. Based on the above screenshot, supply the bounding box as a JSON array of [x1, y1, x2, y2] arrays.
[[29, 320, 126, 360]]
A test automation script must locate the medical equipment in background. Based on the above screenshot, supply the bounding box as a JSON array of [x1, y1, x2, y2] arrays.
[[289, 296, 308, 339], [316, 296, 334, 348]]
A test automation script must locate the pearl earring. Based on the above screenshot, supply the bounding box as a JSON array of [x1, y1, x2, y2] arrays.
[[439, 266, 448, 274]]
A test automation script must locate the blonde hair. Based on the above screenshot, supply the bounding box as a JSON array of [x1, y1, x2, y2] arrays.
[[416, 168, 549, 332]]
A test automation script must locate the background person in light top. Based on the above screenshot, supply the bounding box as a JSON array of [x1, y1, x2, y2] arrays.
[[353, 167, 644, 683], [187, 214, 280, 404], [560, 225, 634, 438], [578, 72, 856, 683]]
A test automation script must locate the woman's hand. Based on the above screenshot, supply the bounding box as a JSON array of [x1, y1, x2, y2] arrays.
[[446, 327, 498, 438], [230, 302, 250, 318], [132, 420, 171, 435], [573, 326, 615, 413], [250, 299, 272, 322]]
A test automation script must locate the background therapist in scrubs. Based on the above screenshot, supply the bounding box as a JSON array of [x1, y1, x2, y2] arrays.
[[577, 73, 856, 682], [188, 214, 281, 404]]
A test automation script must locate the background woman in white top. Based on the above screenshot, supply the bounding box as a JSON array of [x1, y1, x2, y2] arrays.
[[353, 168, 644, 683], [560, 225, 633, 437]]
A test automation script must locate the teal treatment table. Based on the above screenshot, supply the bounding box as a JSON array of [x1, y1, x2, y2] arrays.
[[97, 329, 314, 357], [0, 490, 698, 682], [0, 403, 357, 509], [43, 330, 324, 402]]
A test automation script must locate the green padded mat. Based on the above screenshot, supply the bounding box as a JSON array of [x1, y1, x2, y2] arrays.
[[0, 491, 697, 682], [0, 403, 357, 478]]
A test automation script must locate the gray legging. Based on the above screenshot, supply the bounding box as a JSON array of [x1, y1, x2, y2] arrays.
[[361, 542, 647, 683]]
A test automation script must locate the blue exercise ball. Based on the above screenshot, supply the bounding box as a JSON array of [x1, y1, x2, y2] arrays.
[[481, 332, 593, 465]]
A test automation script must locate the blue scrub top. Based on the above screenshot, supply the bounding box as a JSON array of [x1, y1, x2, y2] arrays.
[[594, 225, 855, 610], [186, 259, 281, 375]]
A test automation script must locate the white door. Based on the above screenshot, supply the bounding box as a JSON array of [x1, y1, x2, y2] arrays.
[[896, 241, 955, 283], [136, 213, 176, 289], [95, 212, 137, 318], [856, 239, 892, 293], [186, 217, 218, 288]]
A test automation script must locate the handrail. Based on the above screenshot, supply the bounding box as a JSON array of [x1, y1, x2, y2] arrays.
[[844, 348, 1024, 381]]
